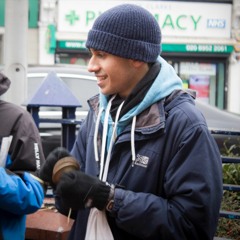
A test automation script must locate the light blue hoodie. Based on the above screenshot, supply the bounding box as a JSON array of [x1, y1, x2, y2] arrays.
[[98, 56, 182, 149]]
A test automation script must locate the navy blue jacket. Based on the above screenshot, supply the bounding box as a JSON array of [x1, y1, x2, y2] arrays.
[[56, 91, 222, 240]]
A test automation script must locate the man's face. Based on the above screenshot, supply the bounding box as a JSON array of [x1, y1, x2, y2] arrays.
[[88, 49, 144, 99]]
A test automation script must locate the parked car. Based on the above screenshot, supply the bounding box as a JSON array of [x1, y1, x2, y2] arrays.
[[27, 65, 240, 156], [195, 100, 240, 154], [3, 64, 240, 156], [196, 100, 240, 131], [26, 65, 98, 156], [27, 64, 98, 112]]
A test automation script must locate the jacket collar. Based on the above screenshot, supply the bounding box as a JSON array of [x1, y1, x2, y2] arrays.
[[88, 94, 166, 134]]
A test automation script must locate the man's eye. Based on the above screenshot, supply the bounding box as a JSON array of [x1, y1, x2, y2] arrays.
[[96, 52, 105, 58]]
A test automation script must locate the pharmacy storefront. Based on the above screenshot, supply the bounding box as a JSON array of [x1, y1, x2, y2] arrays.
[[53, 0, 234, 109]]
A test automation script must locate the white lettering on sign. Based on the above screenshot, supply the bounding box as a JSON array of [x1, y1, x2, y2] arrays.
[[207, 19, 226, 29], [66, 42, 85, 48], [185, 44, 228, 53], [214, 45, 228, 52]]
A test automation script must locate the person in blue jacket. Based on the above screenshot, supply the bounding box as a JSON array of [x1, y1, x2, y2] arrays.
[[0, 73, 45, 240], [40, 4, 223, 240]]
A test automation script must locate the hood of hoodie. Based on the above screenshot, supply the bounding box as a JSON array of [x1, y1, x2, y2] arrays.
[[99, 56, 183, 132], [0, 73, 11, 96]]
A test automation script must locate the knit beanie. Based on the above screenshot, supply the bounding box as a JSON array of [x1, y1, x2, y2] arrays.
[[86, 4, 161, 63]]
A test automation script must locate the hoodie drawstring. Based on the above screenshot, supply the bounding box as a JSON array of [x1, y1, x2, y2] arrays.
[[94, 96, 138, 179], [131, 116, 136, 166], [94, 107, 104, 162], [94, 95, 125, 181]]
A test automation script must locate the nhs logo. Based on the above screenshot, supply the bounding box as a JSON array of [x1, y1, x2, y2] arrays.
[[207, 19, 226, 29]]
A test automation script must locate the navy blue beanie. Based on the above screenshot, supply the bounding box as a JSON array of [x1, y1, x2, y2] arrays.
[[86, 4, 161, 63]]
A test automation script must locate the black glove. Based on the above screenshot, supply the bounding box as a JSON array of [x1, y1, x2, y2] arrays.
[[55, 170, 112, 210], [38, 147, 71, 187]]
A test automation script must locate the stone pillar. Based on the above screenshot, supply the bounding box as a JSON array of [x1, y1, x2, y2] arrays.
[[3, 0, 28, 105]]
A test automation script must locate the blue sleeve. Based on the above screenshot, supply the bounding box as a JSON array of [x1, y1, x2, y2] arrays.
[[0, 167, 44, 215]]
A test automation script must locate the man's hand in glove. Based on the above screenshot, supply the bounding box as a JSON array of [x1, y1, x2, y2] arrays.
[[55, 170, 114, 210], [38, 147, 71, 187]]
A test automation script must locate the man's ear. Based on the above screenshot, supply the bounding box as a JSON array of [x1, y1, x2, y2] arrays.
[[130, 59, 146, 68]]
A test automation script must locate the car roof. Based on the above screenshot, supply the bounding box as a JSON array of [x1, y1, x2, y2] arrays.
[[27, 64, 96, 80], [196, 100, 240, 132], [3, 64, 240, 132]]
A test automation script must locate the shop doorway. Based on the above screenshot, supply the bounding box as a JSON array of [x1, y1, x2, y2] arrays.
[[165, 56, 227, 109]]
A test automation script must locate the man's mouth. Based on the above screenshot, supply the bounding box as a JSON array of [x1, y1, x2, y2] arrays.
[[96, 75, 106, 81]]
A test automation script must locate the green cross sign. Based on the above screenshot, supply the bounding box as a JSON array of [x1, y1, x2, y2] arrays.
[[65, 10, 79, 25]]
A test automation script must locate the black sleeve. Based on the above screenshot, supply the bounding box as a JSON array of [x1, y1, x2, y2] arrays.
[[9, 110, 45, 172]]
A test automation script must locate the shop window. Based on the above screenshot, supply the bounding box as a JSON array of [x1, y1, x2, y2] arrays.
[[55, 52, 90, 66], [166, 58, 226, 108], [179, 62, 217, 104]]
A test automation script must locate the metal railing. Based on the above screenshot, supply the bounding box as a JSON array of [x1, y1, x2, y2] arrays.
[[211, 129, 240, 220]]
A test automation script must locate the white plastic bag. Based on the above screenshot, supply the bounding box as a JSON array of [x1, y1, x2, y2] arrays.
[[85, 96, 122, 240], [85, 207, 114, 240], [0, 135, 12, 167]]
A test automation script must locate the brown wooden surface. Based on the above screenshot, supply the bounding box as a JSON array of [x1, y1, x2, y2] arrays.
[[25, 200, 74, 240]]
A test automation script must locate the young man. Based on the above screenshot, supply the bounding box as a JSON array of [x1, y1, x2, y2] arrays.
[[0, 73, 45, 239], [41, 4, 222, 239]]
